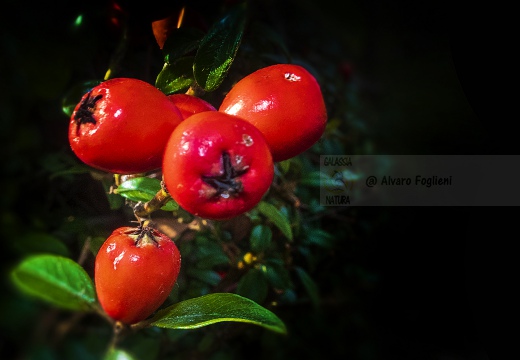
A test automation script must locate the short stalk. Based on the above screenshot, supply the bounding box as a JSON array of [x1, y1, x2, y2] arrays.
[[133, 182, 172, 219]]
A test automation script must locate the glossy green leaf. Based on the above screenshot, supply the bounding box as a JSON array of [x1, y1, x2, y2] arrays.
[[237, 268, 268, 304], [62, 80, 103, 117], [163, 27, 205, 65], [249, 224, 272, 253], [156, 57, 195, 95], [149, 293, 286, 334], [10, 254, 97, 311], [114, 177, 178, 211], [193, 4, 246, 91], [257, 201, 293, 241], [294, 266, 320, 307]]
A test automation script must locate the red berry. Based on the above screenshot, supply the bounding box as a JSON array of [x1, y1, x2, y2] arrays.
[[167, 93, 216, 119], [219, 64, 328, 162], [162, 111, 274, 220], [69, 78, 183, 174], [94, 226, 181, 324]]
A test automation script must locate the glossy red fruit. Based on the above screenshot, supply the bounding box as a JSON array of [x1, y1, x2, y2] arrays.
[[219, 64, 328, 162], [162, 111, 274, 220], [167, 93, 216, 119], [69, 78, 183, 174], [94, 225, 181, 324]]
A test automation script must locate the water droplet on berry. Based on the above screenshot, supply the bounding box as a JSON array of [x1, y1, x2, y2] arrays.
[[113, 251, 125, 270], [242, 134, 253, 146], [106, 243, 116, 253], [284, 73, 301, 82]]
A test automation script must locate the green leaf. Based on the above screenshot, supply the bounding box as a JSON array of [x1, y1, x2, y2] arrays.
[[237, 268, 268, 304], [149, 293, 286, 334], [276, 159, 291, 175], [257, 201, 293, 241], [249, 224, 272, 253], [10, 254, 97, 311], [62, 80, 103, 117], [294, 266, 320, 308], [163, 27, 205, 65], [114, 177, 178, 211], [156, 57, 196, 95], [193, 4, 246, 91]]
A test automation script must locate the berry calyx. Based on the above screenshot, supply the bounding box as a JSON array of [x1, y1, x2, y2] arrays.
[[201, 151, 249, 198], [73, 91, 103, 133]]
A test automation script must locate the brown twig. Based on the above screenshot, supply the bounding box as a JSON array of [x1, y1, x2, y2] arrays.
[[133, 181, 172, 219]]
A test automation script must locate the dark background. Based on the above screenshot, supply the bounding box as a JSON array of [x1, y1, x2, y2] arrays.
[[1, 0, 516, 359]]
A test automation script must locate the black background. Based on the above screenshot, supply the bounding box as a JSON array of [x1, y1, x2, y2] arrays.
[[1, 0, 516, 359]]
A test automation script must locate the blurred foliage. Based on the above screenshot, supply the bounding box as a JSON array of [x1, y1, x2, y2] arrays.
[[1, 0, 490, 359]]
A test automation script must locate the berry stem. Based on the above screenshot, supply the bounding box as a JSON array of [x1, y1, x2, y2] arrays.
[[133, 181, 172, 219]]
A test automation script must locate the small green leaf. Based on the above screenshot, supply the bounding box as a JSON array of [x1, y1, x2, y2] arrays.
[[114, 177, 157, 202], [193, 4, 246, 91], [257, 202, 293, 241], [149, 293, 286, 334], [237, 268, 268, 304], [294, 266, 320, 308], [276, 159, 291, 175], [11, 254, 97, 311], [156, 57, 195, 95], [62, 80, 103, 117], [114, 177, 178, 211], [249, 224, 272, 253], [163, 27, 205, 65]]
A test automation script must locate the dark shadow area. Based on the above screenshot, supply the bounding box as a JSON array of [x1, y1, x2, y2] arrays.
[[1, 0, 515, 359]]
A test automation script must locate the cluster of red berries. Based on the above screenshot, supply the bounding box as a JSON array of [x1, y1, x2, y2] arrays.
[[69, 63, 327, 324], [69, 63, 327, 221]]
